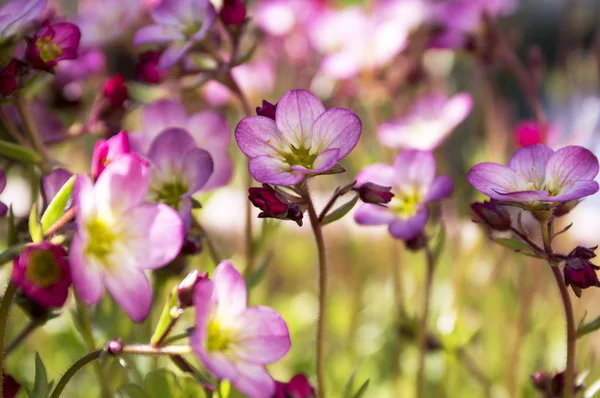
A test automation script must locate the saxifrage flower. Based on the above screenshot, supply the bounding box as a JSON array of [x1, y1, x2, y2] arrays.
[[69, 154, 183, 322], [235, 89, 362, 186], [25, 21, 81, 70], [467, 144, 599, 203], [191, 260, 291, 398], [354, 150, 453, 240]]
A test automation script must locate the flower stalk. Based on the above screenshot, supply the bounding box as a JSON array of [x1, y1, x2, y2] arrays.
[[0, 280, 18, 396], [415, 243, 436, 398], [49, 349, 103, 398]]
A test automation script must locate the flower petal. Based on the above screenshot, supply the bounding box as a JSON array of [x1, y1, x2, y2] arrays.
[[192, 278, 215, 343], [467, 162, 522, 199], [197, 350, 238, 382], [425, 176, 453, 202], [354, 204, 396, 225], [291, 148, 340, 175], [158, 41, 194, 69], [232, 363, 275, 398], [148, 127, 198, 176], [74, 174, 97, 231], [213, 260, 247, 319], [508, 143, 554, 185], [187, 111, 231, 151], [141, 99, 188, 148], [543, 180, 600, 202], [545, 146, 600, 191], [249, 156, 305, 186], [393, 150, 436, 190], [388, 207, 429, 240], [119, 203, 184, 269], [68, 235, 104, 305], [42, 168, 72, 205], [133, 24, 183, 46], [103, 266, 152, 322], [276, 89, 326, 149], [355, 164, 396, 187], [203, 150, 233, 190], [235, 116, 285, 158], [232, 306, 291, 364], [310, 108, 361, 159]]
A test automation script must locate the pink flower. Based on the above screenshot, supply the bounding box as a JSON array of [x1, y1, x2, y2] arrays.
[[354, 150, 453, 240], [378, 91, 472, 150], [12, 242, 71, 308], [235, 89, 362, 186], [69, 155, 183, 322], [513, 121, 547, 148], [103, 74, 128, 109], [0, 0, 47, 40], [467, 144, 599, 203], [91, 131, 131, 180], [191, 261, 291, 398], [25, 21, 81, 70]]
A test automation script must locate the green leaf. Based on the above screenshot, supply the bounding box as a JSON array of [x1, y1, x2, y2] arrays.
[[7, 205, 16, 246], [342, 368, 357, 398], [492, 238, 541, 258], [179, 376, 207, 398], [321, 194, 359, 226], [432, 225, 446, 263], [232, 40, 259, 67], [144, 370, 178, 398], [0, 243, 25, 266], [150, 285, 180, 346], [0, 140, 42, 164], [117, 384, 148, 398], [577, 314, 600, 338], [29, 204, 43, 243], [245, 254, 270, 291], [352, 379, 370, 398], [28, 352, 51, 398], [40, 175, 75, 234]]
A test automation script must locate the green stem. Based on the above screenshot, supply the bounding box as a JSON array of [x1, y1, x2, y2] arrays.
[[75, 298, 110, 398], [0, 281, 18, 396], [49, 350, 103, 398], [194, 220, 221, 267], [14, 96, 51, 174], [5, 319, 40, 355], [541, 220, 575, 398], [120, 344, 193, 356], [0, 105, 28, 146], [300, 182, 328, 397], [415, 244, 435, 398]]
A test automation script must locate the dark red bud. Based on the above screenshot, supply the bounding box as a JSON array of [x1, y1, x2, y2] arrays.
[[256, 100, 277, 120], [135, 51, 166, 84], [220, 0, 247, 26], [249, 185, 304, 226], [0, 59, 27, 97], [564, 257, 600, 295], [3, 373, 20, 398], [554, 200, 579, 217], [177, 270, 209, 308], [355, 182, 394, 205], [103, 74, 129, 109], [569, 246, 597, 260], [273, 373, 315, 398], [471, 201, 511, 231]]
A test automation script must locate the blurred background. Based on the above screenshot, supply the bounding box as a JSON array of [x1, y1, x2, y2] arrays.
[[2, 0, 600, 397]]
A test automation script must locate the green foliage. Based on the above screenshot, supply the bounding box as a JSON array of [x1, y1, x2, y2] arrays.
[[27, 353, 52, 398], [28, 204, 43, 243], [40, 176, 75, 234], [492, 238, 541, 258], [0, 140, 42, 165], [321, 195, 359, 226], [117, 370, 207, 398]]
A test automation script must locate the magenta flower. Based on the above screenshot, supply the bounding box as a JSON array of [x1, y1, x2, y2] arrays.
[[25, 21, 81, 70], [236, 89, 362, 186], [378, 91, 472, 150], [0, 169, 7, 216], [191, 261, 291, 397], [354, 150, 453, 240], [12, 242, 71, 308], [69, 155, 184, 322], [133, 0, 216, 69], [0, 0, 47, 41], [131, 99, 231, 189], [91, 131, 131, 180], [146, 128, 214, 230], [274, 374, 315, 398], [467, 144, 599, 203]]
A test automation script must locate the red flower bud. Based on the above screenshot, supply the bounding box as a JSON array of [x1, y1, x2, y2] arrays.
[[103, 74, 129, 109], [531, 370, 584, 397], [249, 185, 304, 226], [177, 270, 209, 308], [135, 51, 167, 84], [3, 373, 20, 398], [564, 257, 600, 296], [0, 59, 27, 97], [274, 374, 315, 398], [471, 201, 511, 231], [355, 182, 394, 205], [513, 121, 546, 148], [220, 0, 247, 26], [256, 100, 277, 120]]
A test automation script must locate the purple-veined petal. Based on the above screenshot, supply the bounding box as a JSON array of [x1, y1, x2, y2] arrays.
[[543, 180, 600, 202], [235, 116, 285, 158], [276, 89, 326, 149], [103, 266, 152, 322], [119, 203, 184, 269], [545, 146, 600, 191], [181, 148, 214, 193], [213, 260, 247, 319], [388, 207, 429, 240], [393, 150, 436, 190], [232, 306, 291, 364], [249, 156, 305, 186], [354, 203, 396, 225], [232, 362, 275, 398], [425, 176, 453, 203], [94, 154, 149, 217], [133, 24, 184, 46], [192, 278, 215, 343], [290, 148, 339, 175], [141, 99, 188, 145], [149, 0, 189, 25], [42, 168, 72, 205], [491, 190, 549, 202], [310, 108, 361, 159], [52, 23, 81, 60], [467, 162, 522, 199], [355, 164, 396, 187], [508, 143, 554, 185], [69, 235, 105, 305]]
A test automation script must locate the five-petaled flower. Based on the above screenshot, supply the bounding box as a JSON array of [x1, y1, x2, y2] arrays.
[[236, 89, 362, 186], [191, 260, 291, 398], [467, 144, 599, 204], [69, 154, 183, 322], [354, 150, 453, 240], [25, 21, 81, 70], [133, 0, 216, 69], [12, 242, 71, 308]]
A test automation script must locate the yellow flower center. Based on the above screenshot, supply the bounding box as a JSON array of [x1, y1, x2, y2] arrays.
[[25, 249, 63, 287], [206, 319, 235, 352], [283, 145, 317, 169], [85, 218, 116, 263], [36, 36, 62, 63], [390, 188, 422, 218], [152, 181, 189, 210]]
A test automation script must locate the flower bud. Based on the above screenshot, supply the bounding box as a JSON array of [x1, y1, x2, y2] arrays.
[[564, 256, 600, 297], [220, 0, 247, 26], [177, 270, 209, 308], [513, 121, 545, 148], [471, 201, 511, 231], [249, 185, 304, 226], [135, 51, 166, 84], [405, 234, 427, 252], [103, 74, 129, 109], [3, 373, 20, 398], [569, 246, 597, 260], [531, 370, 584, 397], [355, 182, 394, 205], [0, 59, 27, 97], [12, 242, 71, 308], [106, 339, 123, 355], [91, 131, 131, 180], [256, 100, 277, 120], [274, 374, 315, 398]]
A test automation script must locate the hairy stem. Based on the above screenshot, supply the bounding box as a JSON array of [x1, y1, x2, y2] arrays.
[[541, 220, 575, 398], [120, 344, 193, 356], [0, 281, 18, 396], [5, 319, 40, 355], [416, 244, 435, 398], [301, 182, 328, 397], [49, 350, 103, 398]]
